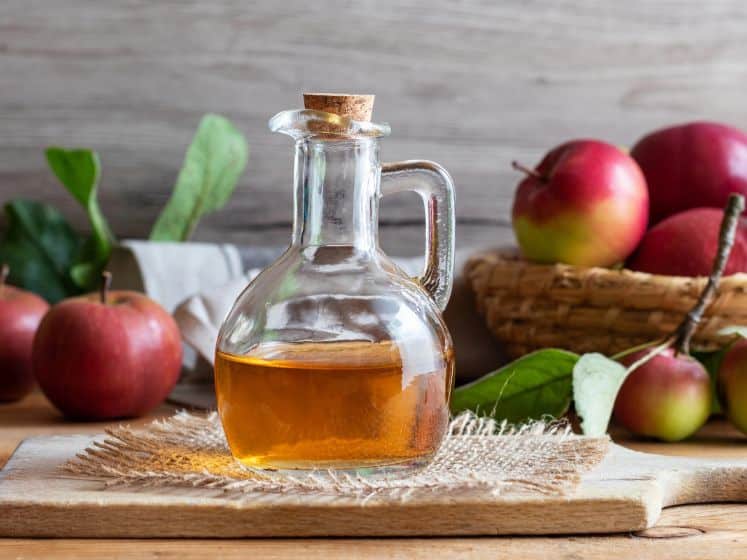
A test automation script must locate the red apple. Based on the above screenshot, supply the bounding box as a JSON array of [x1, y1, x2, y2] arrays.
[[511, 140, 649, 267], [32, 274, 182, 420], [0, 265, 49, 402], [614, 349, 711, 441], [718, 338, 747, 435], [627, 208, 747, 277], [632, 122, 747, 224]]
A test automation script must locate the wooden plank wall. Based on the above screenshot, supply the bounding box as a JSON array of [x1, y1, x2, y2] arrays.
[[1, 1, 747, 255]]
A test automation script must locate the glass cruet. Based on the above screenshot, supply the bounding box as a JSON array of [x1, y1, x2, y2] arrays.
[[215, 93, 456, 474]]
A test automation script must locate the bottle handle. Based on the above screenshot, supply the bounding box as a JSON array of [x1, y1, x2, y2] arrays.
[[381, 161, 456, 311]]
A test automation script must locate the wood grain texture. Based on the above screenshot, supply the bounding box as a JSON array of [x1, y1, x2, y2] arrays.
[[3, 521, 747, 560], [1, 1, 746, 253], [0, 393, 746, 556]]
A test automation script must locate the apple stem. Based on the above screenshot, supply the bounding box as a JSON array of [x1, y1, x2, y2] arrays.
[[0, 264, 8, 289], [511, 161, 544, 181], [673, 193, 745, 355], [100, 271, 112, 305]]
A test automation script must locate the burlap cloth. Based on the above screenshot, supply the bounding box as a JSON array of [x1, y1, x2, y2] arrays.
[[64, 411, 609, 501]]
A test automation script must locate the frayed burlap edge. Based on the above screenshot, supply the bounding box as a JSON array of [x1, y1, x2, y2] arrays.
[[63, 411, 609, 502]]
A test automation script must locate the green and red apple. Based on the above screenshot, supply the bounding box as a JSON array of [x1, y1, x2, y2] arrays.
[[511, 140, 649, 267], [0, 265, 49, 402], [718, 339, 747, 435], [614, 348, 711, 441], [632, 122, 747, 225], [32, 276, 183, 420]]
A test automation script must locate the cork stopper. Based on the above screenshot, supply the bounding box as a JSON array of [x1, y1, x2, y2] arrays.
[[303, 93, 374, 122]]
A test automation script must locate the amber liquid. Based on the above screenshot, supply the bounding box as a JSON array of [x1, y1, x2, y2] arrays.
[[215, 340, 454, 470]]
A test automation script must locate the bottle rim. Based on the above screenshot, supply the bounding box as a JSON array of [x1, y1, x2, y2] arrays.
[[269, 109, 391, 139]]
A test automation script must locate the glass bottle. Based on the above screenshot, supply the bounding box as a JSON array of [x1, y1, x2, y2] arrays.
[[215, 93, 456, 474]]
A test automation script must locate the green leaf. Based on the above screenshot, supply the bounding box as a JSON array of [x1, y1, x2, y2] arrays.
[[573, 353, 628, 437], [692, 348, 729, 414], [450, 349, 579, 423], [45, 147, 115, 290], [69, 260, 100, 289], [0, 200, 83, 302], [45, 148, 101, 208], [150, 114, 249, 241]]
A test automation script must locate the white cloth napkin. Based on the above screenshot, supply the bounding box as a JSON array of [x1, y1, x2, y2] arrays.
[[108, 240, 246, 312]]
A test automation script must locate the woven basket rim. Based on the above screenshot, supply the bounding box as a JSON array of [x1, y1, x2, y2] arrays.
[[464, 247, 747, 358], [466, 248, 747, 285]]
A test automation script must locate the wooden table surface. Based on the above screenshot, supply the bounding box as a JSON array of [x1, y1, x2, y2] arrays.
[[1, 392, 746, 559]]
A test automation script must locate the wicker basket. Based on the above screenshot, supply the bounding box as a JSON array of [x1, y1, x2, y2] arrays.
[[465, 250, 747, 359]]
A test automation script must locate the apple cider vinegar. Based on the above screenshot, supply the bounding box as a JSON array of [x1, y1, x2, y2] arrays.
[[214, 340, 454, 471]]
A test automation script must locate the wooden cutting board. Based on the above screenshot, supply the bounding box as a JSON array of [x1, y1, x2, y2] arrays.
[[0, 434, 746, 538]]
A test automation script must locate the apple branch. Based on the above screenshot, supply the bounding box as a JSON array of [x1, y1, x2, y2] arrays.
[[511, 161, 544, 181], [100, 270, 112, 305], [673, 193, 745, 355], [0, 264, 8, 289]]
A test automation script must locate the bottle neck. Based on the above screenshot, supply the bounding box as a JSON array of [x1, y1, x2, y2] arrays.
[[292, 137, 380, 251]]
